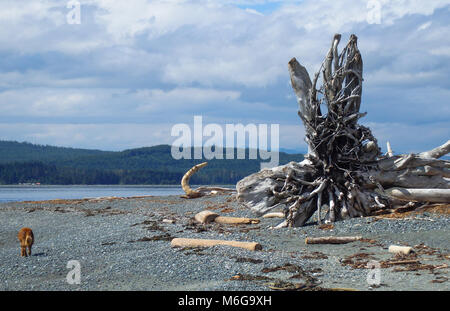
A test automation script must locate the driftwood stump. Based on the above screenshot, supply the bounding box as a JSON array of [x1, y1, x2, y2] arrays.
[[236, 34, 450, 227]]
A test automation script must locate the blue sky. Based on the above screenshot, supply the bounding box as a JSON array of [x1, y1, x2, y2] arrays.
[[0, 0, 449, 153]]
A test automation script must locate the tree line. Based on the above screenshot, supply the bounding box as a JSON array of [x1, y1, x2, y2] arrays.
[[0, 141, 304, 185]]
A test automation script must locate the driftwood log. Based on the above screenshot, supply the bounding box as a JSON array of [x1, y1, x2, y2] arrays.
[[194, 210, 260, 224], [262, 212, 285, 218], [195, 210, 220, 223], [214, 216, 260, 225], [388, 245, 413, 255], [237, 34, 450, 227], [171, 238, 262, 251]]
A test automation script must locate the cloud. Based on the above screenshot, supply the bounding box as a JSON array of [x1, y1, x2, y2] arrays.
[[366, 121, 450, 154], [0, 122, 174, 151], [0, 0, 448, 152]]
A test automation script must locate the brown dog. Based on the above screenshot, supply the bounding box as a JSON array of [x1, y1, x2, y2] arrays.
[[18, 227, 34, 257]]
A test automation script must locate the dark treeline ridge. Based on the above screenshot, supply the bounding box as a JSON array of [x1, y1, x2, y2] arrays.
[[0, 141, 304, 185]]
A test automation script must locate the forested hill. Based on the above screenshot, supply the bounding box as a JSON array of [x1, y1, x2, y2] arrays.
[[0, 140, 112, 164], [0, 141, 304, 185]]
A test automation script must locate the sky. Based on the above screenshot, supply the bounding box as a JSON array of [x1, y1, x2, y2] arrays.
[[0, 0, 449, 154]]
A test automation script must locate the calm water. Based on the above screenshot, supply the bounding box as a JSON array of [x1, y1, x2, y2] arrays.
[[0, 185, 187, 203]]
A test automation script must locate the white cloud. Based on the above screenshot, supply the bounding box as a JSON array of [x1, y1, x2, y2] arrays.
[[366, 121, 450, 154], [134, 87, 241, 112], [0, 86, 243, 120], [0, 122, 174, 151], [244, 8, 264, 16], [0, 0, 449, 151], [417, 21, 432, 31]]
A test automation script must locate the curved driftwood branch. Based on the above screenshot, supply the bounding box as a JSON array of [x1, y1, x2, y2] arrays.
[[181, 162, 236, 199], [181, 162, 208, 198], [237, 34, 450, 227]]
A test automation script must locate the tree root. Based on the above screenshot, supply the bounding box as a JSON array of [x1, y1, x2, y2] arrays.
[[236, 33, 450, 227]]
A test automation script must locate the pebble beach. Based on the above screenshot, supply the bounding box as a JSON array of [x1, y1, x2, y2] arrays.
[[0, 194, 448, 291]]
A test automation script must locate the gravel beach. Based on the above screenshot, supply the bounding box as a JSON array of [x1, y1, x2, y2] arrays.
[[0, 194, 448, 291]]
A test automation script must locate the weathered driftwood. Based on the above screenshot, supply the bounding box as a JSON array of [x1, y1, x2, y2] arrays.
[[236, 33, 450, 227], [305, 236, 362, 244], [262, 212, 285, 218], [214, 216, 259, 224], [194, 210, 259, 224], [386, 141, 394, 157], [383, 188, 450, 203], [170, 238, 262, 251], [181, 162, 235, 198], [162, 218, 176, 224], [195, 210, 219, 223], [182, 162, 208, 198], [388, 245, 413, 255]]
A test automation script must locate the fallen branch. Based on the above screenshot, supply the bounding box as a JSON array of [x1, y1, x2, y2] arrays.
[[305, 236, 362, 245], [214, 216, 260, 225], [171, 238, 262, 251]]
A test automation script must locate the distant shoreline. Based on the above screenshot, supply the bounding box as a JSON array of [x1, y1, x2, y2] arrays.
[[1, 184, 229, 203]]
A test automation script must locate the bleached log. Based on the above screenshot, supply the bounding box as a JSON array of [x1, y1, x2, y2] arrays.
[[162, 219, 176, 224], [171, 238, 262, 251], [384, 187, 450, 203], [305, 236, 362, 244], [262, 212, 285, 218], [214, 216, 260, 225], [377, 155, 450, 171], [364, 170, 450, 189], [419, 140, 450, 159], [407, 166, 450, 178], [194, 210, 259, 224], [194, 210, 219, 224], [389, 245, 413, 255]]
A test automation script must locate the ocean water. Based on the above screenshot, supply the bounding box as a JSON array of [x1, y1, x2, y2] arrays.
[[0, 185, 187, 203]]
